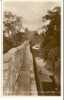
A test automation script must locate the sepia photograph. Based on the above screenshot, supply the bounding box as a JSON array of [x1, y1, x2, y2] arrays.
[[3, 0, 61, 96]]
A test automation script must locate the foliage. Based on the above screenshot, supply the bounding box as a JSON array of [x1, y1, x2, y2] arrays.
[[3, 11, 22, 36], [40, 6, 60, 95], [41, 6, 60, 59], [3, 11, 24, 53]]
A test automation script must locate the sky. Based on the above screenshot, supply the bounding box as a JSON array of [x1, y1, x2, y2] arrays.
[[4, 1, 60, 31]]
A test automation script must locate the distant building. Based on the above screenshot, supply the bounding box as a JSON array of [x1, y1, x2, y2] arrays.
[[20, 27, 25, 33]]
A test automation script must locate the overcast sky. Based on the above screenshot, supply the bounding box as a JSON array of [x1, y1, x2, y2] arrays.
[[4, 1, 60, 31]]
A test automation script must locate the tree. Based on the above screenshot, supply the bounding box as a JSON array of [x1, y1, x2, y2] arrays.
[[3, 11, 22, 37], [3, 11, 23, 53], [40, 6, 61, 95], [41, 6, 60, 59]]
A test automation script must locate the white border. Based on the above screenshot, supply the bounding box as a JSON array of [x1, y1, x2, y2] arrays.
[[0, 0, 63, 100], [4, 0, 60, 2], [0, 0, 1, 96], [0, 0, 3, 96]]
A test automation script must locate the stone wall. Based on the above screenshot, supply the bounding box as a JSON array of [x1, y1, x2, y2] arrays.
[[3, 41, 37, 95]]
